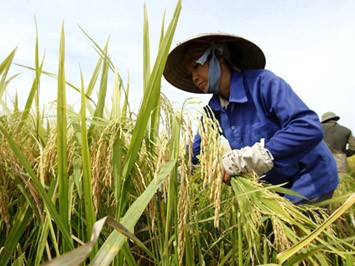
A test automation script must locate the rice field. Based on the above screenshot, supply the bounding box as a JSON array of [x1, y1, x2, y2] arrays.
[[1, 1, 354, 265]]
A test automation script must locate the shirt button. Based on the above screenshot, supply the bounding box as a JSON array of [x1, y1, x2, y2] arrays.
[[231, 126, 235, 129]]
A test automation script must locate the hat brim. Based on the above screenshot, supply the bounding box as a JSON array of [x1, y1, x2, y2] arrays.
[[321, 116, 340, 123], [163, 33, 266, 93]]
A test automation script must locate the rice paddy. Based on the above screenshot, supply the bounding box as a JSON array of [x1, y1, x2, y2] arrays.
[[0, 1, 354, 265]]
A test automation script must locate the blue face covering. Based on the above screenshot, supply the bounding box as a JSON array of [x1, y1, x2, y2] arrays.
[[196, 43, 225, 94]]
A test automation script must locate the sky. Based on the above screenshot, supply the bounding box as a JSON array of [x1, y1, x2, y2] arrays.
[[1, 0, 355, 131]]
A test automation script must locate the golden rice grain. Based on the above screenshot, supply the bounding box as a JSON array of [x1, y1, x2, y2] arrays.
[[196, 106, 223, 228]]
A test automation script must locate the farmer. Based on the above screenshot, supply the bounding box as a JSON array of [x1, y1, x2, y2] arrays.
[[163, 33, 339, 204], [321, 111, 355, 173]]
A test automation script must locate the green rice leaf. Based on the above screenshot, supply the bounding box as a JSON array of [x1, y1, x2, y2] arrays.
[[0, 204, 32, 266], [41, 213, 161, 266], [80, 69, 96, 243], [0, 48, 17, 100], [277, 193, 355, 264], [17, 57, 44, 132], [92, 160, 175, 265], [56, 23, 72, 251], [91, 42, 109, 120], [118, 0, 181, 217], [86, 160, 176, 266], [143, 4, 151, 92]]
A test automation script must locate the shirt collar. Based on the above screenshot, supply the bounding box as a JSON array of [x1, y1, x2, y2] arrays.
[[209, 70, 248, 110]]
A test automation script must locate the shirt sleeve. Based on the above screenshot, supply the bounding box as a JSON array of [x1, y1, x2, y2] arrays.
[[261, 74, 324, 167], [346, 132, 355, 157]]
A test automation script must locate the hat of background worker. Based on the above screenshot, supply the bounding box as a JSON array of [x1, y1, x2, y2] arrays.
[[321, 112, 340, 123], [163, 33, 266, 93]]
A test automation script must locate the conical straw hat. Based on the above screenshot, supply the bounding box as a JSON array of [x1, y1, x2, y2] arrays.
[[163, 33, 266, 93]]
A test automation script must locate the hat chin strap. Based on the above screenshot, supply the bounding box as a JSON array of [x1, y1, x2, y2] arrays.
[[196, 43, 224, 94]]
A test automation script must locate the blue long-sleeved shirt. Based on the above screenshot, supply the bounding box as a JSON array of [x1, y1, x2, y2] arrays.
[[192, 69, 339, 203]]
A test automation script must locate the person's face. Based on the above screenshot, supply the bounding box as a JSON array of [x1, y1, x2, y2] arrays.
[[185, 56, 231, 99], [185, 59, 210, 93]]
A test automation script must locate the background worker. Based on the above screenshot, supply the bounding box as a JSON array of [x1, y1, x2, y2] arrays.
[[321, 111, 355, 173], [164, 33, 339, 205]]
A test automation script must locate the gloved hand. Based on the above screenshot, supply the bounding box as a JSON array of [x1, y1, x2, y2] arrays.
[[221, 139, 274, 177]]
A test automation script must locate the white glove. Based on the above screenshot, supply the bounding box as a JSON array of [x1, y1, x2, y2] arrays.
[[221, 139, 274, 176]]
